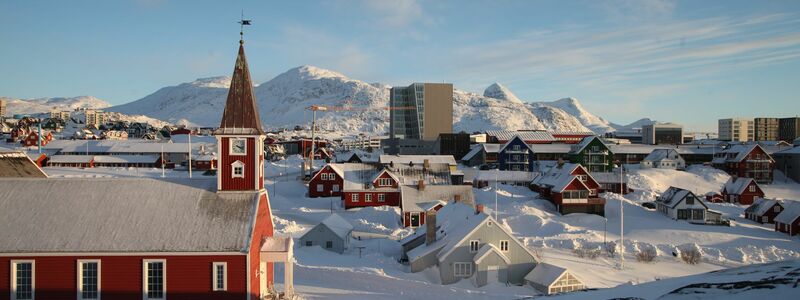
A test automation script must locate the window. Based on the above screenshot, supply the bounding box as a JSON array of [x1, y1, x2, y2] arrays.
[[410, 212, 421, 227], [143, 260, 165, 300], [229, 138, 246, 155], [453, 262, 473, 277], [577, 175, 587, 182], [11, 260, 34, 300], [749, 185, 756, 192], [320, 173, 328, 180], [327, 173, 335, 181], [316, 184, 324, 192], [326, 241, 333, 248], [500, 240, 509, 252], [231, 161, 244, 178], [332, 185, 340, 192], [365, 194, 373, 202], [762, 216, 768, 223], [775, 206, 781, 213], [351, 194, 359, 202], [379, 178, 393, 186], [685, 196, 694, 205], [212, 262, 227, 291], [77, 260, 100, 300], [469, 240, 480, 253], [512, 154, 520, 161], [513, 145, 520, 151], [378, 194, 386, 202]]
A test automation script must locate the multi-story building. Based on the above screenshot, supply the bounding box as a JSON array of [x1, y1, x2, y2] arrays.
[[718, 118, 754, 142], [569, 136, 614, 172], [779, 117, 800, 143], [712, 144, 774, 184], [641, 122, 683, 145], [389, 83, 453, 141], [85, 109, 106, 128], [0, 99, 6, 118], [754, 117, 779, 141]]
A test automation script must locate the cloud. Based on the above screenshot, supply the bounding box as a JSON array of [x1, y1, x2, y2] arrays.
[[361, 0, 424, 28], [601, 0, 677, 21]]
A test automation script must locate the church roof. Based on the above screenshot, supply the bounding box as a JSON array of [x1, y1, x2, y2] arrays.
[[216, 43, 265, 135]]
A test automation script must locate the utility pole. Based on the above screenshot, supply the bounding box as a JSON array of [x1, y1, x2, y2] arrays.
[[305, 105, 328, 178], [161, 144, 165, 178], [494, 168, 498, 221], [618, 161, 625, 270], [188, 130, 192, 178]]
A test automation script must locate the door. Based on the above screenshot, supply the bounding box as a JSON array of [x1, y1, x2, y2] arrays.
[[410, 213, 420, 227], [260, 261, 268, 298], [487, 265, 499, 284]]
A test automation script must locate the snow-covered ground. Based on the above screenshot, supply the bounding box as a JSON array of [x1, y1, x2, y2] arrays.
[[39, 157, 800, 299]]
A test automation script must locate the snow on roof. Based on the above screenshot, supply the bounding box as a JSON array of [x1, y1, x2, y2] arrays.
[[387, 163, 452, 186], [485, 130, 556, 142], [0, 178, 260, 253], [589, 171, 628, 184], [524, 263, 571, 287], [775, 201, 800, 224], [745, 198, 781, 216], [399, 185, 475, 213], [335, 149, 380, 163], [723, 177, 757, 195], [461, 144, 483, 161], [327, 163, 382, 190], [405, 203, 484, 261], [529, 144, 571, 154], [499, 135, 535, 153], [47, 139, 205, 154], [714, 144, 773, 163], [260, 236, 293, 253], [474, 243, 510, 265], [532, 163, 588, 192], [656, 186, 706, 209], [379, 155, 457, 166], [570, 136, 602, 154], [0, 151, 47, 178], [642, 149, 682, 162], [318, 214, 354, 240], [93, 155, 160, 164], [474, 170, 537, 182], [48, 154, 94, 163], [774, 146, 800, 155]]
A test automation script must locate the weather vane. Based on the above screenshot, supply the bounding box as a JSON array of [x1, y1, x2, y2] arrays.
[[238, 10, 252, 44]]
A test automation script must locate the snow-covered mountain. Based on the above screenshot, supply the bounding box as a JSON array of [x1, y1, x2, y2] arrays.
[[1, 96, 111, 115], [107, 65, 622, 136]]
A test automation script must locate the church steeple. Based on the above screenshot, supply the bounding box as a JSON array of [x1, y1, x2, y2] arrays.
[[216, 43, 265, 135]]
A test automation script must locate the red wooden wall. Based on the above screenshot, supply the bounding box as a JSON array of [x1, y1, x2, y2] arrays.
[[220, 137, 256, 191]]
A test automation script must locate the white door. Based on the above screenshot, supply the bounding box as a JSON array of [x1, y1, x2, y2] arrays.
[[487, 265, 499, 283]]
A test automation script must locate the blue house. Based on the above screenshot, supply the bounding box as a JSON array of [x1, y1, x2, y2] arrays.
[[498, 135, 535, 172]]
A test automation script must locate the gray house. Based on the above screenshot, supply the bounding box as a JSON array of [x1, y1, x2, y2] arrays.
[[400, 202, 537, 287], [299, 214, 353, 254]]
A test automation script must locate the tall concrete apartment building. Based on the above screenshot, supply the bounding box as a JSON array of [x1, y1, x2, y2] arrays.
[[753, 117, 779, 141], [0, 99, 6, 119], [779, 117, 800, 143], [389, 83, 453, 141], [718, 118, 754, 142], [84, 109, 106, 129], [641, 122, 683, 145]]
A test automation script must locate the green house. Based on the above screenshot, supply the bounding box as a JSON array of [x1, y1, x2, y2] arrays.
[[569, 136, 614, 172]]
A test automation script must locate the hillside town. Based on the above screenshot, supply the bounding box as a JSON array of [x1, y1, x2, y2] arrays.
[[2, 2, 800, 300]]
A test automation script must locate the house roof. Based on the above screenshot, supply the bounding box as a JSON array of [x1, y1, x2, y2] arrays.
[[524, 263, 574, 287], [485, 130, 556, 143], [656, 186, 707, 209], [723, 177, 758, 195], [569, 136, 603, 154], [386, 163, 452, 186], [0, 151, 47, 178], [48, 155, 94, 164], [529, 144, 572, 154], [93, 155, 161, 164], [216, 43, 265, 135], [745, 198, 782, 216], [643, 149, 683, 162], [461, 144, 502, 161], [405, 203, 481, 261], [0, 178, 260, 253], [327, 163, 382, 191], [474, 170, 537, 182], [318, 213, 354, 240], [399, 185, 474, 213], [499, 135, 535, 153], [713, 144, 774, 164], [474, 243, 510, 265], [532, 163, 590, 192], [260, 236, 293, 253], [775, 201, 800, 224], [379, 155, 457, 166], [589, 171, 628, 184]]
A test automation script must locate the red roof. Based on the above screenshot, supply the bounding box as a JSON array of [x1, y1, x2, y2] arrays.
[[216, 42, 265, 135]]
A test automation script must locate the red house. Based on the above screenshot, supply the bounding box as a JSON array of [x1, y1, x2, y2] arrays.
[[712, 144, 774, 184], [342, 168, 401, 209], [192, 154, 217, 171], [721, 176, 764, 205], [744, 198, 783, 224], [21, 130, 53, 147], [308, 163, 346, 198], [0, 39, 286, 299], [531, 162, 606, 216], [775, 202, 800, 236]]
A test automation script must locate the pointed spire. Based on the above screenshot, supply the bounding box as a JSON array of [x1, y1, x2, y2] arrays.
[[216, 42, 265, 135]]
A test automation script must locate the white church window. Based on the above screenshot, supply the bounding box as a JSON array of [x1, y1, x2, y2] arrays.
[[232, 161, 245, 178]]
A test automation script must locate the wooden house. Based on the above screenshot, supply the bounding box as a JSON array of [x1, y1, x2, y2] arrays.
[[722, 176, 765, 205], [640, 148, 685, 170], [524, 263, 585, 295], [299, 214, 353, 254], [775, 202, 800, 236], [568, 136, 613, 172], [744, 198, 784, 224], [531, 162, 605, 216], [712, 144, 774, 184], [655, 187, 709, 224], [497, 135, 536, 172]]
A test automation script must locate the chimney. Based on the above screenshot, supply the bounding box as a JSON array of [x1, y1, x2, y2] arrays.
[[557, 157, 565, 168], [425, 210, 437, 245], [418, 180, 426, 191], [732, 174, 738, 182], [476, 204, 485, 215], [454, 194, 461, 203]]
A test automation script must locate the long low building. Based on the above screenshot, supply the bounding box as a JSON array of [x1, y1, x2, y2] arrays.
[[42, 139, 212, 166], [47, 154, 171, 168]]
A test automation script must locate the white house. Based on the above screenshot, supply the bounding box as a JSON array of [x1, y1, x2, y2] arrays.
[[655, 186, 709, 224], [640, 149, 686, 170]]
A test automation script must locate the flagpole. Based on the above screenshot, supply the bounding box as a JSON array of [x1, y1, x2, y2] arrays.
[[188, 130, 192, 178]]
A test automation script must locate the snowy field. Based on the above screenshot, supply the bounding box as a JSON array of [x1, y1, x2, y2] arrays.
[[42, 157, 800, 299]]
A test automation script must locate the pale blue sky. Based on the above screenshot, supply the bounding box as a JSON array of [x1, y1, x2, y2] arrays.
[[1, 0, 799, 131]]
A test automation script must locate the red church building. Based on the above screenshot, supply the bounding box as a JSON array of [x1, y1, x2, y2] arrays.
[[0, 36, 289, 299]]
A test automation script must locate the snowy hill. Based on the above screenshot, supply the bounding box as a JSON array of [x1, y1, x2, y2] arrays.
[[107, 65, 626, 136], [612, 118, 655, 131], [1, 96, 111, 115]]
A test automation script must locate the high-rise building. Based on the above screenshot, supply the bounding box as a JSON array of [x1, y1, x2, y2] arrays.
[[389, 83, 453, 141], [718, 118, 753, 142], [753, 117, 779, 141], [641, 122, 683, 145], [779, 117, 800, 143], [0, 99, 6, 118], [85, 110, 106, 128]]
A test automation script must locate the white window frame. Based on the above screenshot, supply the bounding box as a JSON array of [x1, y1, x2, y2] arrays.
[[212, 262, 227, 292], [469, 240, 480, 253], [320, 173, 328, 180], [775, 206, 781, 213], [229, 138, 247, 156], [453, 262, 473, 277], [749, 185, 756, 192], [10, 260, 35, 300], [365, 194, 373, 202], [762, 216, 768, 223], [332, 184, 340, 192], [378, 193, 385, 202], [351, 194, 359, 202], [316, 184, 324, 192], [379, 178, 392, 186], [500, 240, 509, 252], [231, 161, 245, 179], [77, 259, 101, 300], [142, 259, 166, 300]]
